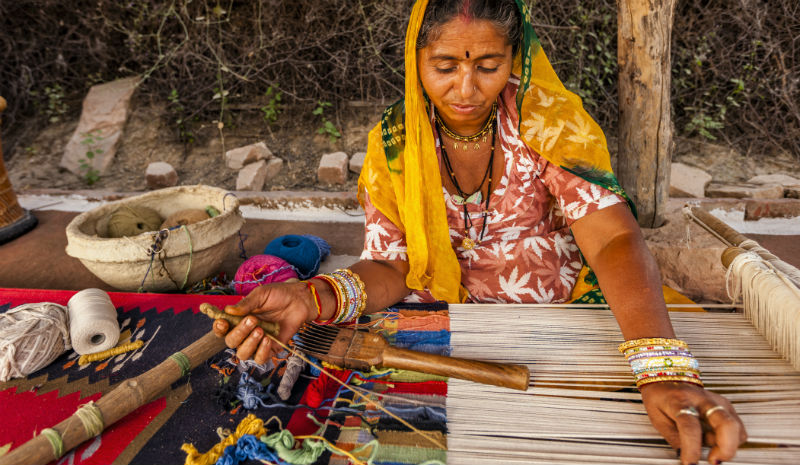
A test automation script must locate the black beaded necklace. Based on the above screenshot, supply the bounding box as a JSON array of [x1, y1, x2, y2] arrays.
[[437, 115, 496, 250]]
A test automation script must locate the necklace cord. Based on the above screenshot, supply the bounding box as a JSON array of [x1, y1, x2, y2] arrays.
[[436, 105, 498, 247]]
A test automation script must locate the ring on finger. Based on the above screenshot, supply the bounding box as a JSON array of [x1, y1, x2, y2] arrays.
[[704, 405, 726, 418], [677, 406, 699, 417]]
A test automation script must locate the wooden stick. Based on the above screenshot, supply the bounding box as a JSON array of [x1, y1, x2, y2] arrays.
[[688, 206, 749, 247], [199, 302, 280, 336], [0, 331, 226, 465]]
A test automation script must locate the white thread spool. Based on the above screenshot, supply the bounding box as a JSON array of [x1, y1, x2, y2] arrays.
[[67, 289, 120, 355]]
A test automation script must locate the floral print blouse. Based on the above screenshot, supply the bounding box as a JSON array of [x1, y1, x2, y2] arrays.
[[360, 79, 625, 304]]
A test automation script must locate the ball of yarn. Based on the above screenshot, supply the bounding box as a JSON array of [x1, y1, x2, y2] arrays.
[[262, 234, 330, 280], [107, 205, 163, 238], [160, 208, 210, 230], [233, 254, 299, 295], [0, 303, 71, 382]]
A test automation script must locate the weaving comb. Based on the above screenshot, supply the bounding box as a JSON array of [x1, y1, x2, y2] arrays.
[[296, 323, 530, 391]]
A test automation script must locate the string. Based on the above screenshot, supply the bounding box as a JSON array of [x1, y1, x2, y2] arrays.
[[169, 351, 192, 377], [262, 333, 447, 450], [40, 428, 64, 459], [74, 401, 104, 437]]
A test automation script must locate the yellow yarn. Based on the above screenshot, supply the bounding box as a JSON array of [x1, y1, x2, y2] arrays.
[[181, 414, 266, 465], [107, 205, 163, 238], [78, 340, 144, 365]]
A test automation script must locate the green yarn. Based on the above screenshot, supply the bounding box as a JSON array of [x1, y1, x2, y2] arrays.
[[107, 205, 163, 238], [75, 401, 104, 437], [41, 428, 64, 459], [169, 351, 191, 376], [262, 430, 325, 464]]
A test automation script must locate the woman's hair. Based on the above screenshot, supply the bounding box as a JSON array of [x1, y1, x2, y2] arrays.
[[416, 0, 522, 55]]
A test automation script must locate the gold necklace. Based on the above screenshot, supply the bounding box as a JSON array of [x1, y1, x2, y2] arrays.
[[435, 102, 497, 151]]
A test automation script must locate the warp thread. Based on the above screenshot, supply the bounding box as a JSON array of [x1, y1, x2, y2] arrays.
[[232, 255, 298, 295], [262, 234, 330, 280], [0, 302, 70, 382], [107, 205, 163, 238], [726, 250, 800, 370]]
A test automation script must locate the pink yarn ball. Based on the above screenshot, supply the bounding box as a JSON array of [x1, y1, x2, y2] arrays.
[[233, 254, 298, 295]]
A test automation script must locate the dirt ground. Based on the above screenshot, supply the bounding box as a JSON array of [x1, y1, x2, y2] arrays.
[[5, 98, 385, 193], [5, 98, 800, 193]]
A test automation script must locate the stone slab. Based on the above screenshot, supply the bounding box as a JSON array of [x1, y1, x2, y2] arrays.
[[670, 162, 712, 198], [706, 183, 785, 199], [60, 77, 140, 176]]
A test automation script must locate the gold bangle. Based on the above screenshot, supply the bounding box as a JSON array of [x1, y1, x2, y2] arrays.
[[618, 337, 688, 353], [636, 375, 704, 388]]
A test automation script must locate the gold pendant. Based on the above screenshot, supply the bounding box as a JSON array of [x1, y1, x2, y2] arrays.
[[474, 142, 480, 150], [461, 237, 476, 250]]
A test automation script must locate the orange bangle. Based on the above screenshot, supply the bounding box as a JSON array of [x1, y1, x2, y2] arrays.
[[303, 280, 321, 321]]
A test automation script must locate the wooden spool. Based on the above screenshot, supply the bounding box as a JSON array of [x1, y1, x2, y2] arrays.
[[0, 96, 37, 243]]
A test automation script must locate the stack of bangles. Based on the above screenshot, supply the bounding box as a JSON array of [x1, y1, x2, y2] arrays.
[[303, 268, 366, 325], [618, 338, 703, 389]]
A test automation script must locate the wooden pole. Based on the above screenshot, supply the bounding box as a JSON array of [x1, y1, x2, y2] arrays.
[[0, 331, 227, 465], [617, 0, 677, 228]]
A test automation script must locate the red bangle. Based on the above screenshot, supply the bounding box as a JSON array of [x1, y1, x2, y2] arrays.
[[309, 276, 338, 324]]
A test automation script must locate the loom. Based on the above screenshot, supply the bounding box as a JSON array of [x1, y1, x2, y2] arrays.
[[443, 207, 800, 464]]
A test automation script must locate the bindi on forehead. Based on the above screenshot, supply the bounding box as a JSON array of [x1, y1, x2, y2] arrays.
[[466, 51, 470, 58]]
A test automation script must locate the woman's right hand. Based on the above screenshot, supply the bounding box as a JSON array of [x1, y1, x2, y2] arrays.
[[212, 281, 318, 365]]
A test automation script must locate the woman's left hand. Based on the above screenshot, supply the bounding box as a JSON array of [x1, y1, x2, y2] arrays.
[[640, 381, 747, 465]]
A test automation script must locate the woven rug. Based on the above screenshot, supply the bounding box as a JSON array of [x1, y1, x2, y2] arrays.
[[0, 288, 448, 465]]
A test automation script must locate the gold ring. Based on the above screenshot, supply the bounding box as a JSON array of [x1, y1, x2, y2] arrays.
[[677, 406, 699, 417], [704, 405, 726, 418]]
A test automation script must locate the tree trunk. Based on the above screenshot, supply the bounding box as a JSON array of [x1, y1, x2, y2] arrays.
[[617, 0, 676, 228]]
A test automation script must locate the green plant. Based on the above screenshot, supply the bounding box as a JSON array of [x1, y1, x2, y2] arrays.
[[313, 101, 341, 143], [683, 109, 725, 141], [168, 88, 195, 144], [79, 130, 103, 185], [30, 84, 69, 123], [260, 85, 283, 123]]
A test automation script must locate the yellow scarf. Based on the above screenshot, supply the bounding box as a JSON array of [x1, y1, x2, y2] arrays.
[[358, 0, 628, 303]]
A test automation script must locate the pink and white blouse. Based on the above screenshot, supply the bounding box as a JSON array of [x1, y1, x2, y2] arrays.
[[360, 79, 625, 304]]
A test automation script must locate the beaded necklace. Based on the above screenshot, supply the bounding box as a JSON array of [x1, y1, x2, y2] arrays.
[[437, 116, 496, 250], [435, 102, 497, 151]]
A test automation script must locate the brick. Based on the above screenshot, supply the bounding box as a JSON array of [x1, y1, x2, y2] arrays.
[[225, 142, 273, 170], [317, 152, 349, 185], [236, 160, 268, 191], [349, 152, 366, 174]]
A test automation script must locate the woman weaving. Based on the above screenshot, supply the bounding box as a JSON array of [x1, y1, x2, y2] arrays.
[[214, 1, 746, 463]]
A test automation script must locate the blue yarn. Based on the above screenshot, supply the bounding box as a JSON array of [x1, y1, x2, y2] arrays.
[[215, 435, 286, 465], [262, 234, 330, 280]]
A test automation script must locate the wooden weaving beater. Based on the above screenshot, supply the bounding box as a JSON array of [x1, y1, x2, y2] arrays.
[[296, 323, 530, 391]]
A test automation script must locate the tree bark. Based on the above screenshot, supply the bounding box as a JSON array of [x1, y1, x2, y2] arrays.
[[617, 0, 676, 228]]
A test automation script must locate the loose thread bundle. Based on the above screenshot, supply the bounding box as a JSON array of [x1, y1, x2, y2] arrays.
[[0, 302, 70, 382], [78, 340, 144, 365]]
